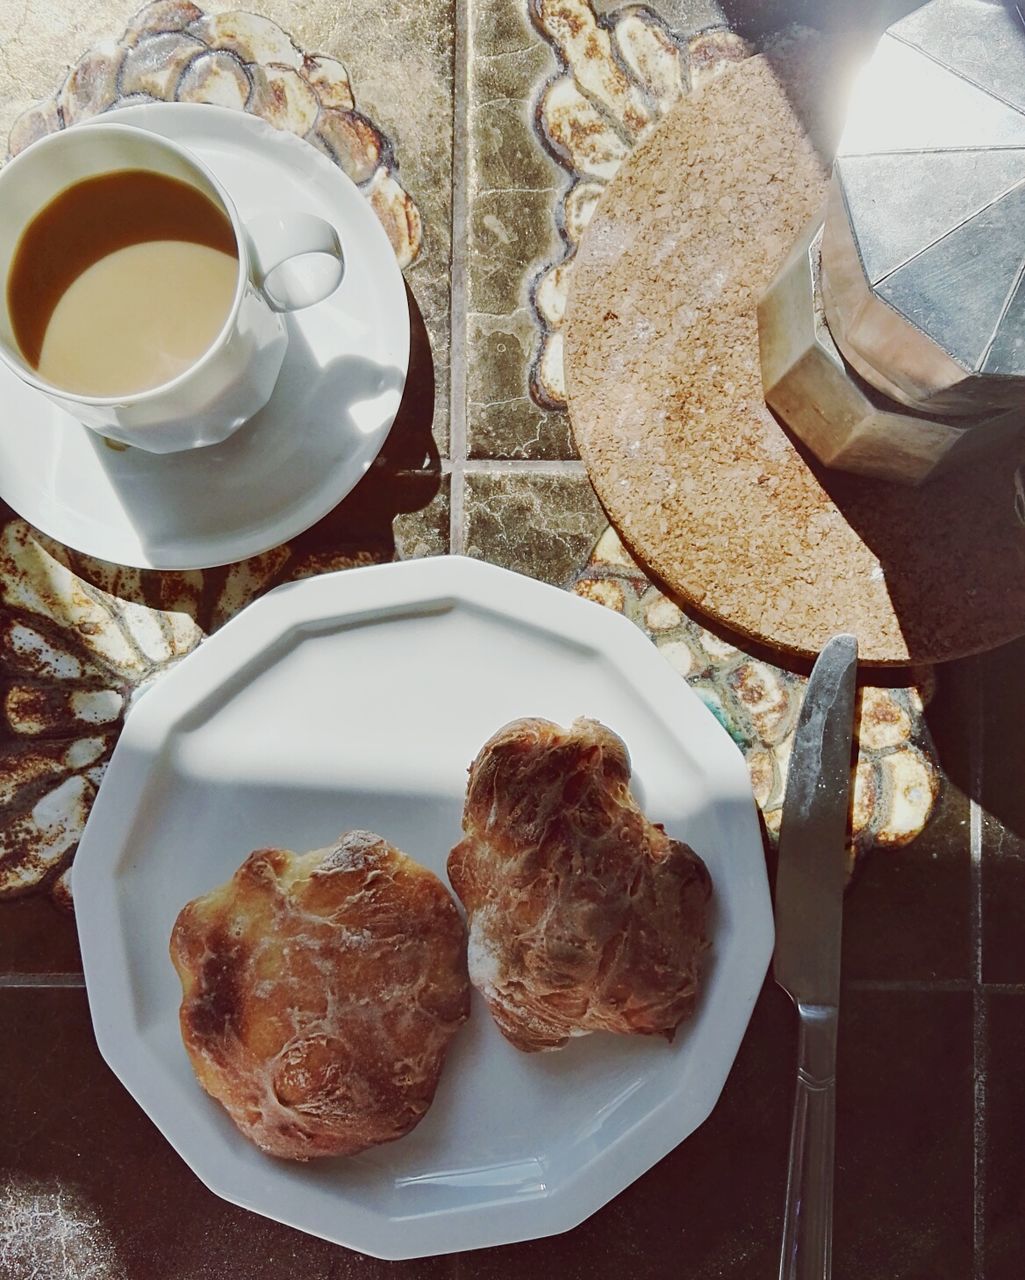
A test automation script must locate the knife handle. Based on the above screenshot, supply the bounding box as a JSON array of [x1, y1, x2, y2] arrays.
[[779, 1003, 838, 1280]]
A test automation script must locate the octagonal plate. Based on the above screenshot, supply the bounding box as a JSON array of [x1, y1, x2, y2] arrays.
[[72, 557, 771, 1259]]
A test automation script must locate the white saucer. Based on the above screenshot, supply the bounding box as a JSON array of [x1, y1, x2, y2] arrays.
[[0, 104, 409, 570]]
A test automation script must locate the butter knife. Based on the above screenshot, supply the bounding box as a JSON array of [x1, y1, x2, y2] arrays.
[[773, 633, 858, 1280]]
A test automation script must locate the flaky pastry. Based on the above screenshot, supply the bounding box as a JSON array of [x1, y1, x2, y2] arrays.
[[170, 830, 469, 1159], [448, 718, 712, 1052]]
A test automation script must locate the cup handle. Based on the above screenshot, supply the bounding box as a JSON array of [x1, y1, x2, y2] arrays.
[[244, 211, 344, 312]]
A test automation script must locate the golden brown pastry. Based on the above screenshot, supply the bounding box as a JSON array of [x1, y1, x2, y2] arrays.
[[448, 718, 712, 1052], [170, 831, 470, 1160]]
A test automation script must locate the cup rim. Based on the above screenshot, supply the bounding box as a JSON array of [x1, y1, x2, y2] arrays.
[[0, 121, 249, 407]]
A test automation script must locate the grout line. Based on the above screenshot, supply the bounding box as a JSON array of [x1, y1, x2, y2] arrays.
[[462, 458, 587, 474], [0, 973, 85, 988], [845, 978, 972, 992], [845, 978, 1025, 994], [972, 802, 984, 981], [974, 990, 987, 1280], [447, 0, 470, 555], [970, 667, 986, 1280]]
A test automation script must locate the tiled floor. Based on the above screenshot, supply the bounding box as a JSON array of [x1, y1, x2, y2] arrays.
[[2, 0, 1024, 1277]]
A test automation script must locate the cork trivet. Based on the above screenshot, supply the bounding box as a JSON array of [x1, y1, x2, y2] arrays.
[[564, 31, 1025, 666]]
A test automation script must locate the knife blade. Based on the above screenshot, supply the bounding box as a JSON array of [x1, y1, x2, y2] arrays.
[[773, 632, 858, 1280], [773, 633, 858, 1006]]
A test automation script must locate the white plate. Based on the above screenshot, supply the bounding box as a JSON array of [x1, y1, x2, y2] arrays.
[[73, 557, 772, 1259], [0, 104, 409, 570]]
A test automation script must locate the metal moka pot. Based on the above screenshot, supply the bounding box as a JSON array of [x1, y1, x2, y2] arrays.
[[759, 0, 1025, 484]]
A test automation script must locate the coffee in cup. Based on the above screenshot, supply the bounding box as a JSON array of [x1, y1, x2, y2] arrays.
[[0, 123, 345, 453], [8, 169, 240, 397]]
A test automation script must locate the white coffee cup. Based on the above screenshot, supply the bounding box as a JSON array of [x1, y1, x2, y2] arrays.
[[0, 123, 344, 453]]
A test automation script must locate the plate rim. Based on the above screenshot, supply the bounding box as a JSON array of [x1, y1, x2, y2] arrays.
[[73, 556, 773, 1258]]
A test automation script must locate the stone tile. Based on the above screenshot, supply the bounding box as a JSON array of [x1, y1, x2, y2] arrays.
[[841, 774, 971, 982], [973, 637, 1025, 982], [983, 992, 1025, 1280], [463, 471, 606, 587], [466, 312, 575, 460], [0, 896, 81, 974], [394, 472, 450, 559], [470, 98, 557, 197], [469, 188, 561, 319], [981, 814, 1025, 985], [834, 989, 973, 1280], [0, 987, 455, 1278], [466, 0, 574, 461]]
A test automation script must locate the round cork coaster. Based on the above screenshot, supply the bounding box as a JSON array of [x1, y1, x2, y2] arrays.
[[564, 31, 1025, 666]]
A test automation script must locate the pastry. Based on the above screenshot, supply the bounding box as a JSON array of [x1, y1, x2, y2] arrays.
[[170, 830, 470, 1160], [448, 718, 713, 1052]]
